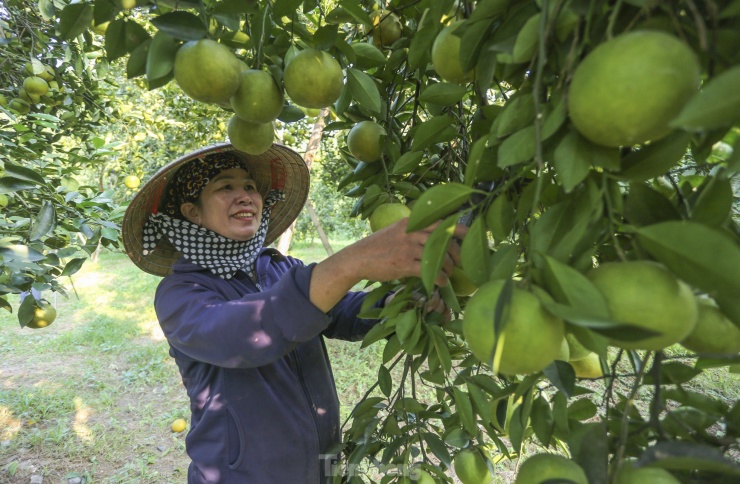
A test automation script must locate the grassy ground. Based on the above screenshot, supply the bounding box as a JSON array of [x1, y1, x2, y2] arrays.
[[1, 243, 739, 483], [0, 241, 387, 483]]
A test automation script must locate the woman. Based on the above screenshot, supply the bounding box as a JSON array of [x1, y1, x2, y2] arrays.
[[122, 143, 465, 483]]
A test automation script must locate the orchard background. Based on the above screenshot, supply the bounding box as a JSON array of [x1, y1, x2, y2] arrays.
[[1, 0, 740, 483]]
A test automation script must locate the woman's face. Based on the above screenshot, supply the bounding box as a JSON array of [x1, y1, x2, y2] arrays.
[[180, 168, 263, 241]]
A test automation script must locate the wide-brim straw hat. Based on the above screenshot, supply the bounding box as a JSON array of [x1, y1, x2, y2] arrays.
[[122, 143, 309, 277]]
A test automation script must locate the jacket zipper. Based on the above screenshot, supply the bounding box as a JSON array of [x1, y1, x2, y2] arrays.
[[290, 349, 324, 480]]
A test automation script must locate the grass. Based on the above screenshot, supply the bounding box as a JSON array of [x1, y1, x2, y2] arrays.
[[0, 240, 388, 483], [1, 242, 739, 483]]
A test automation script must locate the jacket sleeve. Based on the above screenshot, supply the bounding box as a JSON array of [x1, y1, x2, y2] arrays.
[[154, 265, 331, 368]]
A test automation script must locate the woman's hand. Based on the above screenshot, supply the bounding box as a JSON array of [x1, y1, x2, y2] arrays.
[[308, 217, 468, 313]]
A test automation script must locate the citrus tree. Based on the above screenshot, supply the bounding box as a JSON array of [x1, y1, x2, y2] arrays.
[[6, 0, 740, 482]]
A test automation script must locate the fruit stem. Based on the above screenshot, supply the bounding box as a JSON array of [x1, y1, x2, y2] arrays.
[[605, 0, 623, 40]]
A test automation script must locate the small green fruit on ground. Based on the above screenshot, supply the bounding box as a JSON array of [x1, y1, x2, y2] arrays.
[[453, 448, 491, 484], [515, 453, 588, 484], [228, 115, 274, 155], [588, 261, 698, 350], [431, 20, 474, 84], [368, 202, 410, 232], [347, 120, 386, 163], [174, 39, 242, 104], [681, 299, 740, 354], [568, 31, 700, 147], [283, 49, 344, 109], [230, 69, 284, 124]]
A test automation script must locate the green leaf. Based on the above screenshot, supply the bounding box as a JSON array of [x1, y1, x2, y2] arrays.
[[378, 365, 392, 397], [347, 68, 381, 114], [530, 396, 554, 446], [540, 255, 610, 317], [568, 422, 609, 484], [624, 183, 680, 227], [543, 302, 660, 340], [485, 195, 515, 241], [0, 244, 46, 262], [454, 388, 478, 436], [126, 39, 149, 79], [0, 177, 37, 194], [383, 334, 401, 363], [410, 115, 457, 152], [146, 31, 178, 84], [543, 360, 576, 397], [495, 93, 534, 138], [459, 18, 496, 71], [272, 0, 303, 18], [461, 216, 491, 286], [349, 42, 387, 69], [361, 320, 395, 348], [553, 131, 595, 192], [17, 293, 37, 327], [568, 398, 597, 421], [407, 182, 474, 232], [394, 310, 417, 344], [61, 258, 87, 277], [691, 177, 733, 227], [151, 11, 207, 41], [4, 162, 47, 185], [498, 125, 535, 167], [430, 325, 452, 373], [419, 83, 467, 105], [670, 64, 740, 131], [511, 13, 540, 63], [106, 19, 151, 62], [339, 0, 373, 25], [636, 221, 740, 299], [94, 0, 120, 25], [424, 432, 452, 468], [617, 131, 691, 182], [278, 105, 306, 122], [29, 201, 56, 241], [636, 441, 740, 476], [644, 362, 702, 385], [59, 3, 94, 40], [408, 9, 437, 70], [421, 215, 458, 294], [391, 151, 423, 175], [489, 243, 519, 280], [694, 354, 740, 370]]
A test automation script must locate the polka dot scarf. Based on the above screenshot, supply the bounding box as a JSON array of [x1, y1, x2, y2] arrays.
[[141, 153, 285, 280]]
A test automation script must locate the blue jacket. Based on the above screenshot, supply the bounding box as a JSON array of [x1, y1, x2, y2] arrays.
[[154, 248, 376, 483]]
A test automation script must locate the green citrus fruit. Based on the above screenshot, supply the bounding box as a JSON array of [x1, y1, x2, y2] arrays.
[[463, 281, 565, 375], [121, 0, 136, 10], [368, 202, 411, 232], [615, 465, 680, 484], [124, 175, 141, 189], [565, 332, 592, 361], [9, 98, 30, 114], [227, 115, 274, 155], [91, 19, 110, 35], [453, 448, 491, 484], [347, 120, 386, 162], [681, 299, 740, 354], [366, 11, 403, 48], [19, 87, 40, 104], [26, 300, 57, 329], [39, 65, 55, 81], [23, 76, 49, 96], [0, 194, 8, 208], [588, 261, 698, 350], [568, 31, 700, 147], [450, 266, 478, 297], [515, 453, 588, 484], [570, 352, 603, 378], [230, 69, 284, 124], [412, 468, 436, 484], [174, 39, 242, 104], [431, 21, 474, 84], [283, 49, 344, 109]]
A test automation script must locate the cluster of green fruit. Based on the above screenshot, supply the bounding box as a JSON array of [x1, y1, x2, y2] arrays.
[[1, 60, 63, 115], [172, 38, 343, 155], [462, 260, 740, 378]]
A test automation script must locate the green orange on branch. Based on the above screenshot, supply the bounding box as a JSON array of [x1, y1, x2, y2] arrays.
[[368, 202, 410, 232], [366, 10, 403, 48], [230, 69, 284, 124], [174, 39, 242, 104], [568, 30, 700, 147], [514, 453, 588, 484], [283, 49, 344, 109], [431, 21, 474, 84], [347, 120, 386, 163], [680, 299, 740, 354], [26, 300, 57, 329], [453, 448, 491, 484], [227, 115, 274, 155]]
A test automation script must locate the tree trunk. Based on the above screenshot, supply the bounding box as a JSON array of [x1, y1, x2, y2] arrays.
[[277, 108, 331, 255]]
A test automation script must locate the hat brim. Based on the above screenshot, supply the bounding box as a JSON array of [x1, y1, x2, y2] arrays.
[[122, 143, 309, 277]]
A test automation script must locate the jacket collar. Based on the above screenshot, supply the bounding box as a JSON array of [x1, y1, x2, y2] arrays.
[[171, 247, 285, 274]]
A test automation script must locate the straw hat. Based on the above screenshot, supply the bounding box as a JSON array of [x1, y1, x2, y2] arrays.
[[122, 143, 309, 277]]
